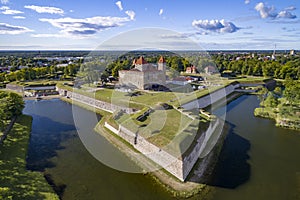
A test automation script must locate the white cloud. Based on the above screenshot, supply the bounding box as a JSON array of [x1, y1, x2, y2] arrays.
[[277, 10, 296, 19], [255, 2, 297, 19], [255, 2, 276, 19], [1, 0, 9, 4], [13, 16, 25, 19], [125, 10, 135, 20], [31, 33, 69, 38], [0, 6, 8, 10], [161, 32, 196, 39], [1, 6, 23, 15], [0, 23, 33, 34], [24, 5, 64, 15], [115, 1, 123, 11], [245, 0, 250, 5], [2, 9, 23, 15], [285, 6, 296, 11], [192, 19, 240, 34], [159, 9, 163, 16], [38, 15, 133, 38]]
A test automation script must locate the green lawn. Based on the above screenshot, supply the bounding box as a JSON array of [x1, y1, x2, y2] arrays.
[[117, 106, 199, 155], [57, 80, 233, 109], [0, 115, 59, 200]]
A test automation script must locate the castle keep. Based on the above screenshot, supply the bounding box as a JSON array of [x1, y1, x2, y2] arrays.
[[118, 56, 166, 90]]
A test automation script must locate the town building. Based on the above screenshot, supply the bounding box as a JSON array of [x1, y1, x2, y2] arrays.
[[118, 56, 166, 90], [185, 65, 198, 74], [290, 49, 295, 56], [204, 66, 218, 75]]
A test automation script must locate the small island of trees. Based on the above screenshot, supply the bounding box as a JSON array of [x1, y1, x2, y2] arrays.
[[254, 79, 300, 130]]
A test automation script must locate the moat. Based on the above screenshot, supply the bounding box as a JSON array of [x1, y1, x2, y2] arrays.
[[23, 95, 300, 200]]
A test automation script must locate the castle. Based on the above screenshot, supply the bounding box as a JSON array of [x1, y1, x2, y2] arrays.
[[118, 56, 166, 90]]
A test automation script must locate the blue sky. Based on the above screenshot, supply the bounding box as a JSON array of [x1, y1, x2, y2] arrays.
[[0, 0, 299, 50]]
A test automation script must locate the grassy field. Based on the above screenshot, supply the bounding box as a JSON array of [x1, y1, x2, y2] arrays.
[[0, 115, 59, 200], [57, 75, 270, 109], [115, 105, 201, 156]]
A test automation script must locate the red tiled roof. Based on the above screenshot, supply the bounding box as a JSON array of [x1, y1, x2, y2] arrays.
[[158, 56, 166, 63], [135, 56, 147, 64]]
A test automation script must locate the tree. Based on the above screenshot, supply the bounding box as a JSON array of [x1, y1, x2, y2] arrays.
[[0, 107, 4, 131], [264, 92, 278, 108], [64, 66, 69, 76], [0, 91, 24, 121], [100, 71, 109, 84], [257, 86, 268, 109], [253, 62, 262, 76], [273, 86, 282, 97], [283, 79, 300, 104]]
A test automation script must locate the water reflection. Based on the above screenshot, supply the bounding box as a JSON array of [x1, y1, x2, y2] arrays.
[[209, 122, 250, 189]]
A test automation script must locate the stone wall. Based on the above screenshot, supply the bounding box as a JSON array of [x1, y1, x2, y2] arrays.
[[6, 84, 24, 94], [104, 122, 184, 180], [56, 87, 135, 114], [143, 71, 166, 87], [119, 69, 166, 90], [104, 118, 222, 181], [182, 83, 241, 110], [182, 118, 222, 179], [119, 70, 144, 89]]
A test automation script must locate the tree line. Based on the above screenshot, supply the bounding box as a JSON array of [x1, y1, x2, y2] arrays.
[[259, 79, 300, 115], [212, 54, 300, 80], [81, 52, 300, 83], [0, 64, 80, 83]]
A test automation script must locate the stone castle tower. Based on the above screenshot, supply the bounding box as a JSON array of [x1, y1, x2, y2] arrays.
[[118, 56, 166, 90], [158, 56, 166, 73]]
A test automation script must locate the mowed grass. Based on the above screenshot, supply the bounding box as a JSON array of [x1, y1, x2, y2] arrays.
[[118, 107, 196, 153], [57, 82, 229, 109], [146, 109, 197, 155], [0, 115, 59, 200]]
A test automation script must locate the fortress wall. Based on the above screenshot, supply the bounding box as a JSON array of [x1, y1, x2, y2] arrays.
[[57, 82, 241, 182], [104, 118, 222, 181], [181, 119, 221, 179], [56, 88, 135, 114], [6, 84, 24, 94], [119, 71, 144, 89], [183, 83, 241, 109], [116, 124, 185, 181], [143, 71, 166, 86], [104, 122, 119, 134]]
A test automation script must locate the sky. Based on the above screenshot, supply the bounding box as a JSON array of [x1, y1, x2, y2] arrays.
[[0, 0, 299, 50]]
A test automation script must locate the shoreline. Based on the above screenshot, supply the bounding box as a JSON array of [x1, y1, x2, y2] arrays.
[[61, 96, 230, 198], [254, 107, 300, 131], [23, 94, 62, 100], [0, 115, 59, 199]]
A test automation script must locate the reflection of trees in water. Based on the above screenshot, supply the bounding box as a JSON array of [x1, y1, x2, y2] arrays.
[[26, 114, 76, 171]]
